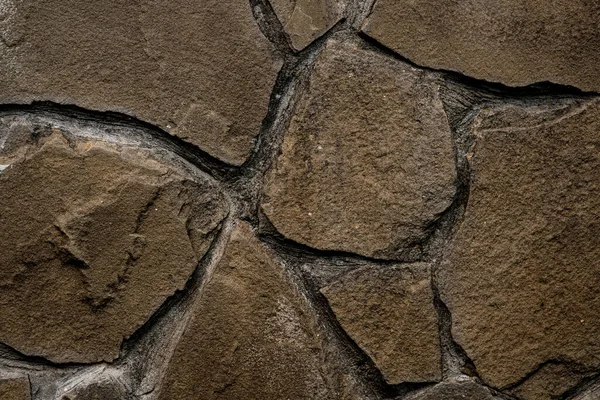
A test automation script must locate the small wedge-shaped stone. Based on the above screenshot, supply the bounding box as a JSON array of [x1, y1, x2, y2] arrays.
[[404, 379, 499, 400], [0, 377, 30, 400], [158, 222, 362, 399], [362, 0, 600, 92], [321, 263, 441, 384], [262, 39, 456, 259], [270, 0, 347, 51], [0, 0, 281, 165], [0, 116, 228, 363], [440, 99, 600, 390]]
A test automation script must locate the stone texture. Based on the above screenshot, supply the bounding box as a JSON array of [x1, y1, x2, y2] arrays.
[[439, 99, 600, 389], [0, 118, 228, 363], [158, 222, 360, 399], [262, 39, 456, 259], [362, 0, 600, 92], [508, 363, 595, 400], [404, 379, 498, 400], [61, 380, 126, 400], [270, 0, 346, 51], [321, 263, 441, 384], [0, 377, 30, 400], [0, 0, 282, 165]]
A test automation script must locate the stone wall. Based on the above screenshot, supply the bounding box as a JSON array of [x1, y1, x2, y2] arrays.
[[0, 1, 598, 399]]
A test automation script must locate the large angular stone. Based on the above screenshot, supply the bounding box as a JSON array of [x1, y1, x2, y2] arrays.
[[0, 116, 228, 363], [261, 39, 456, 259], [362, 0, 600, 92], [321, 263, 441, 384], [158, 222, 360, 400], [439, 99, 600, 390], [404, 379, 498, 400], [0, 377, 30, 400], [270, 0, 346, 51], [508, 363, 595, 400], [0, 0, 282, 165]]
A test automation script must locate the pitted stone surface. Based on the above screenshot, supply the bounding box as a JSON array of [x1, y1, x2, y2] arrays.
[[262, 39, 456, 259], [508, 363, 595, 400], [439, 99, 600, 390], [361, 0, 600, 92], [0, 118, 228, 363], [0, 0, 281, 165], [321, 263, 441, 384], [0, 377, 30, 400], [404, 379, 498, 400], [270, 0, 346, 51], [158, 222, 361, 399]]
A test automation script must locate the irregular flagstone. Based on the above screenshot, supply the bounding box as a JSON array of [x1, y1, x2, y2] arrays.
[[158, 222, 365, 400], [404, 379, 498, 400], [0, 377, 30, 400], [361, 0, 600, 92], [439, 99, 600, 390], [508, 363, 596, 400], [0, 116, 228, 363], [269, 0, 346, 51], [321, 263, 441, 384], [261, 39, 456, 259], [0, 0, 282, 165]]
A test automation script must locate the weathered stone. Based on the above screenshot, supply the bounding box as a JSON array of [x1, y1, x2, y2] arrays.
[[61, 379, 126, 400], [0, 377, 30, 400], [404, 379, 498, 400], [361, 0, 600, 92], [158, 222, 361, 400], [439, 99, 600, 390], [321, 263, 441, 384], [0, 117, 228, 363], [270, 0, 346, 51], [0, 0, 282, 165], [509, 363, 595, 400], [261, 39, 456, 259]]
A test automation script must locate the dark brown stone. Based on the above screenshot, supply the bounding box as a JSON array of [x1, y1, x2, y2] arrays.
[[508, 363, 595, 400], [158, 222, 361, 400], [362, 0, 600, 92], [0, 118, 228, 363], [270, 0, 346, 51], [0, 377, 30, 400], [261, 39, 456, 259], [404, 379, 498, 400], [439, 99, 600, 390], [321, 263, 442, 384], [0, 0, 281, 165]]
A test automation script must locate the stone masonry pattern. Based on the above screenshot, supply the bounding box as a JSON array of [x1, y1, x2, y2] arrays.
[[0, 0, 598, 399]]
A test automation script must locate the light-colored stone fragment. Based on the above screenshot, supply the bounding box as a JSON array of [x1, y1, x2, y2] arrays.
[[362, 0, 600, 92], [0, 118, 228, 363], [0, 0, 282, 165], [440, 99, 600, 390], [404, 379, 498, 400], [321, 263, 441, 384], [262, 39, 456, 259]]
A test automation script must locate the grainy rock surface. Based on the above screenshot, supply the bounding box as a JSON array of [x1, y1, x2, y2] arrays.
[[0, 0, 281, 165], [0, 377, 30, 400], [321, 263, 441, 384], [508, 363, 596, 400], [0, 117, 228, 363], [439, 99, 600, 390], [262, 39, 456, 259], [270, 0, 347, 50], [404, 379, 498, 400], [158, 222, 362, 399], [362, 0, 600, 91]]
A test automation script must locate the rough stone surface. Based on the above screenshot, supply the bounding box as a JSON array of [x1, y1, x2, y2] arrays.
[[404, 379, 498, 400], [361, 0, 600, 92], [158, 222, 362, 399], [0, 117, 228, 363], [508, 363, 595, 400], [270, 0, 346, 51], [0, 0, 282, 165], [439, 99, 600, 390], [262, 39, 456, 259], [321, 263, 442, 384], [61, 380, 126, 400], [0, 377, 30, 400]]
